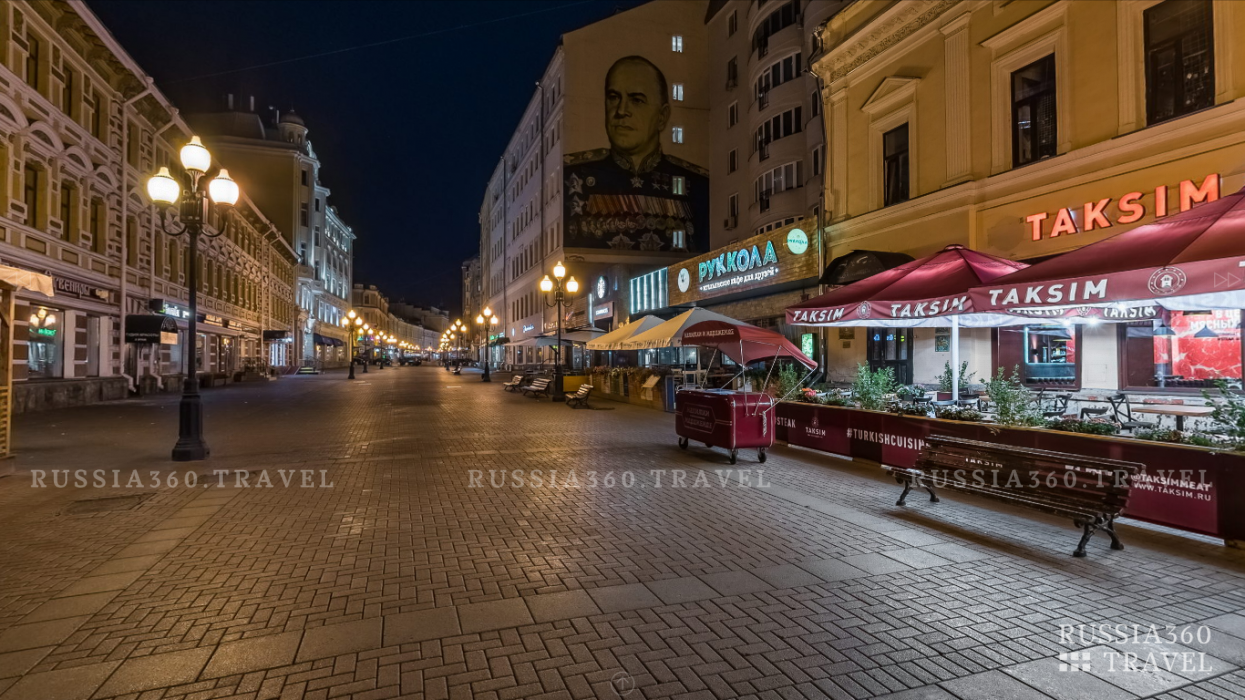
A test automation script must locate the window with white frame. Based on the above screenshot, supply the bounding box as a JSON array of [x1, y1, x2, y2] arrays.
[[754, 106, 802, 152], [727, 10, 738, 36], [672, 83, 684, 101], [671, 126, 684, 144], [728, 102, 739, 127], [728, 149, 738, 173], [811, 146, 822, 177], [672, 176, 686, 195], [727, 193, 739, 218], [755, 161, 802, 203], [671, 229, 686, 250], [755, 53, 802, 103], [672, 35, 683, 52]]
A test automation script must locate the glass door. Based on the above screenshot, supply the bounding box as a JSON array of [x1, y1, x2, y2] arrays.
[[867, 327, 912, 384]]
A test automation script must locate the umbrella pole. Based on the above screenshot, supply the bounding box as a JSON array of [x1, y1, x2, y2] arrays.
[[951, 316, 960, 402]]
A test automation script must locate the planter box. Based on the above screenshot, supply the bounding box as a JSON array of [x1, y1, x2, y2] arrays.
[[776, 402, 1244, 541]]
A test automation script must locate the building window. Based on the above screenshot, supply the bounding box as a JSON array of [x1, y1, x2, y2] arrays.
[[997, 324, 1081, 388], [728, 102, 738, 128], [301, 170, 309, 186], [90, 199, 106, 253], [755, 52, 802, 105], [672, 83, 684, 101], [728, 193, 739, 218], [755, 161, 803, 204], [22, 163, 40, 226], [728, 10, 738, 36], [126, 217, 138, 267], [728, 149, 738, 174], [89, 91, 105, 140], [727, 57, 738, 89], [672, 229, 686, 250], [672, 35, 684, 52], [27, 306, 63, 379], [672, 126, 684, 144], [1120, 311, 1241, 389], [62, 67, 75, 118], [300, 203, 309, 227], [1145, 0, 1214, 126], [882, 123, 910, 206], [811, 146, 822, 177], [752, 1, 798, 58], [25, 34, 41, 91], [60, 182, 76, 240], [811, 92, 820, 117], [1012, 54, 1057, 167], [672, 176, 686, 195]]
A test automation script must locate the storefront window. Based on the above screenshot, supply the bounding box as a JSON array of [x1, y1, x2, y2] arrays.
[[867, 328, 912, 384], [997, 324, 1080, 387], [1120, 310, 1242, 389], [27, 305, 63, 379], [196, 333, 206, 371]]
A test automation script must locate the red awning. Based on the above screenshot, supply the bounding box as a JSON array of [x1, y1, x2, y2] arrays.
[[973, 186, 1245, 313], [680, 320, 816, 370], [787, 244, 1028, 326]]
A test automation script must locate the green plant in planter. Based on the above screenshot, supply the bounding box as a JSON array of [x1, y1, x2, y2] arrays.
[[984, 366, 1044, 427], [934, 405, 983, 422], [1046, 417, 1120, 436], [895, 385, 927, 401], [774, 363, 804, 400], [818, 393, 851, 407], [852, 363, 896, 411], [937, 361, 975, 394], [1185, 433, 1217, 448], [1133, 427, 1184, 443], [1203, 379, 1245, 440]]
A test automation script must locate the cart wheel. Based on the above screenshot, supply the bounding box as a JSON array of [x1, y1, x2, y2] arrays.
[[678, 437, 688, 450], [758, 449, 767, 463], [729, 450, 738, 465]]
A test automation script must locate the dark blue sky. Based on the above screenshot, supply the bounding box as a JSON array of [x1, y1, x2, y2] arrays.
[[88, 0, 645, 314]]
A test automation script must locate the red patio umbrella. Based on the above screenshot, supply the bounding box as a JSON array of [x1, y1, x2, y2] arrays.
[[680, 320, 817, 370], [973, 186, 1245, 313], [786, 244, 1028, 326]]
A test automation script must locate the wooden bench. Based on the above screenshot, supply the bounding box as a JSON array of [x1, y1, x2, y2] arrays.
[[566, 384, 593, 408], [883, 435, 1141, 558], [501, 375, 524, 392], [521, 377, 551, 398]]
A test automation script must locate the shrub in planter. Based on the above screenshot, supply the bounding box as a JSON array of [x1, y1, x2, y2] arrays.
[[774, 363, 805, 400], [1133, 427, 1185, 443], [937, 361, 975, 395], [984, 366, 1044, 427], [1204, 379, 1245, 440], [895, 385, 927, 401], [1046, 417, 1120, 436], [933, 405, 983, 422], [852, 363, 896, 411]]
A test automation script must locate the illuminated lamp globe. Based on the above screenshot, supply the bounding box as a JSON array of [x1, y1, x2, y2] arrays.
[[347, 309, 357, 320], [476, 315, 484, 324], [566, 277, 579, 294], [490, 316, 499, 325], [553, 261, 566, 280], [146, 167, 180, 205], [483, 307, 492, 317], [539, 276, 553, 293], [208, 169, 240, 206], [180, 136, 211, 173]]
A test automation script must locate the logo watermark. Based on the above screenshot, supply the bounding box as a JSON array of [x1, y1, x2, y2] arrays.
[[1058, 624, 1215, 674], [468, 469, 770, 489], [610, 670, 635, 697], [31, 469, 335, 489]]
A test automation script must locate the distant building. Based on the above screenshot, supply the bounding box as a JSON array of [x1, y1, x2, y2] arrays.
[[188, 102, 355, 369]]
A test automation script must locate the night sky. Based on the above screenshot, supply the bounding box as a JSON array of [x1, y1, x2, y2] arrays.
[[88, 0, 645, 315]]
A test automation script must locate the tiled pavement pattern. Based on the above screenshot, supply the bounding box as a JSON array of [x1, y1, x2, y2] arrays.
[[0, 369, 1243, 699]]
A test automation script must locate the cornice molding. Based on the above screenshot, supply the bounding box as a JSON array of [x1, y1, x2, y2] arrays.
[[816, 0, 960, 84]]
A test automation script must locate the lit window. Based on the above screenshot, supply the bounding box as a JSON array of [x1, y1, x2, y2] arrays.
[[672, 176, 685, 195], [672, 83, 684, 101], [672, 230, 686, 250], [672, 35, 684, 52], [672, 126, 684, 144]]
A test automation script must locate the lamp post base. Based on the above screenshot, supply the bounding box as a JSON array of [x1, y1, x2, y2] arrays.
[[171, 389, 210, 462], [348, 361, 356, 380]]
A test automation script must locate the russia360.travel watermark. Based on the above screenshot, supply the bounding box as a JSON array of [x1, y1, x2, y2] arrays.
[[1057, 623, 1216, 674], [468, 469, 770, 489], [30, 469, 335, 489]]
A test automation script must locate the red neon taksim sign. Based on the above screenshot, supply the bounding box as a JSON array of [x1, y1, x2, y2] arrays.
[[1024, 174, 1220, 241]]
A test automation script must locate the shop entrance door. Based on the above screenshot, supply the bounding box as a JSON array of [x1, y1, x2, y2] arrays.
[[867, 327, 912, 384]]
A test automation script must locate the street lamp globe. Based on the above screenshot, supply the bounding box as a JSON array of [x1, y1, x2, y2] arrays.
[[180, 136, 211, 173], [347, 309, 357, 320], [490, 316, 499, 325], [147, 167, 180, 204], [539, 276, 553, 292], [566, 276, 580, 294], [208, 170, 240, 206], [553, 261, 566, 280], [476, 314, 484, 324], [483, 307, 492, 317]]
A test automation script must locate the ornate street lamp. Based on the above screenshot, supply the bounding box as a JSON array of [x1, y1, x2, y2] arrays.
[[475, 307, 498, 382], [540, 261, 578, 402], [147, 136, 242, 461], [341, 310, 364, 379], [361, 323, 371, 373]]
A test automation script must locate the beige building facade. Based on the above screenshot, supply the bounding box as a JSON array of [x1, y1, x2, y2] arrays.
[[0, 0, 298, 412], [810, 0, 1245, 397]]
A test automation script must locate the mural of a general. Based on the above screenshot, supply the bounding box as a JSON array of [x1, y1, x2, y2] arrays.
[[564, 55, 709, 253]]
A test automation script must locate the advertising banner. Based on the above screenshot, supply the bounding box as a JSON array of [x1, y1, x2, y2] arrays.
[[668, 222, 819, 306]]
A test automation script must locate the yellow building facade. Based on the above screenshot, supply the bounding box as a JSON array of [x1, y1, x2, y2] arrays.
[[811, 0, 1245, 396]]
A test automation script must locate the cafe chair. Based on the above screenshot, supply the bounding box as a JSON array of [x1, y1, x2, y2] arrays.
[[1108, 393, 1152, 433], [1080, 405, 1110, 421], [1043, 393, 1072, 419]]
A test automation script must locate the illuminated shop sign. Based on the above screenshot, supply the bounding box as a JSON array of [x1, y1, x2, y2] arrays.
[[1024, 174, 1219, 241], [522, 324, 535, 333], [987, 279, 1109, 307], [668, 222, 818, 306], [150, 299, 192, 320], [201, 314, 225, 327]]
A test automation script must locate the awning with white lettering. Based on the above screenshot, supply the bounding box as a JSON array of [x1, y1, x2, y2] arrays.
[[972, 185, 1245, 315]]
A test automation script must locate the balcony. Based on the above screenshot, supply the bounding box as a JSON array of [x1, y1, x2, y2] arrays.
[[758, 189, 773, 213]]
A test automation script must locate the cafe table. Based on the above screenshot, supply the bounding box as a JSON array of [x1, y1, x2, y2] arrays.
[[1130, 404, 1215, 431]]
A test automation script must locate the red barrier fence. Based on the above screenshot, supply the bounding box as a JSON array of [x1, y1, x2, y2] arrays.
[[776, 402, 1245, 540]]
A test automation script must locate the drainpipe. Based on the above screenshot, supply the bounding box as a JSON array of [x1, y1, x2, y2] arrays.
[[118, 78, 156, 393]]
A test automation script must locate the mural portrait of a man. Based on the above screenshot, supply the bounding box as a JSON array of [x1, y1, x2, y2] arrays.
[[564, 55, 709, 253]]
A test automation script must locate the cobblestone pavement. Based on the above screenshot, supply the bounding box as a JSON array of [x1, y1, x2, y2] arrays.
[[0, 366, 1244, 700]]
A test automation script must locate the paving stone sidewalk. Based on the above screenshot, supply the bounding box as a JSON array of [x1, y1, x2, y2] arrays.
[[0, 367, 1243, 700]]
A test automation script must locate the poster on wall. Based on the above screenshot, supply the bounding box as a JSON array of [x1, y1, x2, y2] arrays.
[[563, 56, 709, 253]]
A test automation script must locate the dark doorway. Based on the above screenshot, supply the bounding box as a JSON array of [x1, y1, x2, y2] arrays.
[[867, 327, 912, 384]]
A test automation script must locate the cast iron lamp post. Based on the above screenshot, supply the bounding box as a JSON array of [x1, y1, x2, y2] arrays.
[[475, 308, 498, 382], [539, 262, 579, 402], [341, 310, 364, 379], [361, 323, 371, 373], [147, 136, 242, 461]]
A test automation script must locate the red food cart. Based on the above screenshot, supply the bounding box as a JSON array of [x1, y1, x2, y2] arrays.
[[676, 389, 774, 464], [673, 320, 817, 464]]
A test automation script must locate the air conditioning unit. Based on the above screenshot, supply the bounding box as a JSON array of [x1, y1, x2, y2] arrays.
[[723, 216, 738, 230]]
